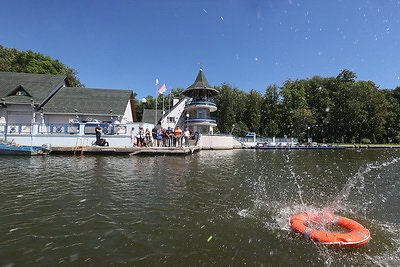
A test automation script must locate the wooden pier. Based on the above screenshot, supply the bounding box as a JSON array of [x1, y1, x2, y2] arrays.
[[51, 145, 200, 155]]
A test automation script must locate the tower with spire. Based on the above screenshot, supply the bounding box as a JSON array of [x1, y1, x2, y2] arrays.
[[182, 68, 219, 134]]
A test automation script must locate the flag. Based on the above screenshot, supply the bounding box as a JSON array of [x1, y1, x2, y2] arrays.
[[158, 84, 167, 94], [155, 79, 159, 86]]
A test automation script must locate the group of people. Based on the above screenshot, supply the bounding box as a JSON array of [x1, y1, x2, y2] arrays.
[[130, 126, 193, 147]]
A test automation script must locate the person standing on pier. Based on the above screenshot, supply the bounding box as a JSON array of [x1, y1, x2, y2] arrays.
[[95, 124, 102, 145], [130, 127, 136, 147], [166, 127, 173, 147], [174, 126, 183, 147], [157, 128, 163, 147], [151, 126, 157, 147], [145, 128, 152, 147], [136, 127, 144, 147], [184, 128, 190, 147]]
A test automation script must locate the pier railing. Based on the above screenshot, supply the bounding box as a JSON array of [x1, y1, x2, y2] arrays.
[[39, 123, 80, 135], [235, 136, 300, 145], [0, 123, 34, 135], [0, 123, 129, 136], [185, 99, 217, 112], [186, 117, 217, 125], [186, 99, 216, 108]]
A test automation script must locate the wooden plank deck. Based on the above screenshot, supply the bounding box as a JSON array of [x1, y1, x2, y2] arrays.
[[129, 146, 200, 156], [51, 146, 200, 155]]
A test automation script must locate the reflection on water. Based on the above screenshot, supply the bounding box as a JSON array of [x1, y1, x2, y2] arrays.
[[0, 149, 399, 266]]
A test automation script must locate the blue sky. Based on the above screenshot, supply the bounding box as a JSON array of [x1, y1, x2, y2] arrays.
[[2, 0, 400, 98]]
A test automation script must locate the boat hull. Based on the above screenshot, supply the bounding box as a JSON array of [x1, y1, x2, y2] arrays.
[[253, 144, 345, 150], [0, 144, 49, 155]]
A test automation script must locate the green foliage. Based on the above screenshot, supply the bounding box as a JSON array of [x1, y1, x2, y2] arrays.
[[0, 45, 84, 87], [361, 138, 371, 144], [244, 90, 263, 133], [336, 69, 357, 82], [170, 88, 185, 100], [212, 69, 399, 144], [2, 45, 399, 143], [261, 84, 281, 136], [214, 83, 239, 133]]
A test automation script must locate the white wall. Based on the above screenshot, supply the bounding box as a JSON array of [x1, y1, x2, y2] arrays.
[[161, 98, 188, 129], [4, 104, 34, 123], [0, 109, 5, 123], [200, 135, 241, 150], [1, 122, 154, 147], [122, 100, 133, 123]]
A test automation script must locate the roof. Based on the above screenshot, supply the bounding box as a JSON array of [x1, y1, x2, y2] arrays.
[[42, 87, 133, 116], [142, 109, 164, 124], [0, 71, 67, 104], [182, 68, 219, 98]]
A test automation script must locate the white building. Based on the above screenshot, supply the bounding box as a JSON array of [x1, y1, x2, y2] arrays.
[[0, 71, 152, 147], [141, 68, 219, 134], [182, 68, 219, 134]]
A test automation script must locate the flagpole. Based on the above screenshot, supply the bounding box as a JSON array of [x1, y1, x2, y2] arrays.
[[155, 79, 158, 125], [168, 88, 171, 114]]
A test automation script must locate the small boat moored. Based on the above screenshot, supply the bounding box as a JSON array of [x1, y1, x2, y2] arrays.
[[254, 142, 346, 149], [290, 212, 370, 247], [0, 142, 51, 155]]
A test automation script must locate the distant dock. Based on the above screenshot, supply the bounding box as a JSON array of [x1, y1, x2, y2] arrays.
[[51, 146, 200, 155]]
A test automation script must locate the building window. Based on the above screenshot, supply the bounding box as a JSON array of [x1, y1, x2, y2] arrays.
[[16, 90, 28, 96]]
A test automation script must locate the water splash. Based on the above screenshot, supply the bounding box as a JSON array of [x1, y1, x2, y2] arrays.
[[324, 157, 399, 214], [235, 151, 400, 266], [292, 170, 305, 206]]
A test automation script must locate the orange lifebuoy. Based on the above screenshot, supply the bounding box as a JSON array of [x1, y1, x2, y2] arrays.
[[290, 212, 370, 247]]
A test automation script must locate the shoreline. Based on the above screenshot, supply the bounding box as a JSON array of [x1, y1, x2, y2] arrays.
[[50, 145, 201, 155], [47, 143, 399, 156]]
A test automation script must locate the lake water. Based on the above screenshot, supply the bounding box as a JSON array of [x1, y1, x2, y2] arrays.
[[1, 149, 399, 266]]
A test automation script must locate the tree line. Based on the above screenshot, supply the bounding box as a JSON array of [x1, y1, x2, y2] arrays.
[[137, 70, 400, 144], [0, 45, 84, 87], [215, 70, 400, 144], [2, 46, 399, 143]]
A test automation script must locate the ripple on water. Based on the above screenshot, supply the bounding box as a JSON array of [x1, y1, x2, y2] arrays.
[[0, 151, 399, 266]]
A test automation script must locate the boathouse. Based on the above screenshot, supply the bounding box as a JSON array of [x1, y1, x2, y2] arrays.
[[0, 71, 150, 147], [0, 72, 136, 124]]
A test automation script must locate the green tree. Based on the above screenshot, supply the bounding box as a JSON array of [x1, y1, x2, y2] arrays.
[[280, 79, 314, 139], [392, 87, 400, 140], [215, 83, 238, 134], [336, 69, 357, 83], [328, 80, 365, 142], [304, 76, 335, 142], [359, 81, 389, 143], [244, 90, 263, 133], [0, 45, 84, 87], [261, 84, 281, 137], [170, 88, 185, 100], [383, 87, 400, 143]]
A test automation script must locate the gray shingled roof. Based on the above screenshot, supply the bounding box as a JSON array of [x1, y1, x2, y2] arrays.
[[182, 68, 219, 98], [0, 71, 67, 104], [42, 87, 133, 116], [142, 109, 164, 124]]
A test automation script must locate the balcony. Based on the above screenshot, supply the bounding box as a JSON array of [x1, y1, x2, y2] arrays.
[[185, 99, 217, 112], [186, 117, 217, 126]]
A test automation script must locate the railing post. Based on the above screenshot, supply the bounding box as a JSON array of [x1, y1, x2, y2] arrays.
[[79, 123, 85, 136], [32, 123, 39, 135]]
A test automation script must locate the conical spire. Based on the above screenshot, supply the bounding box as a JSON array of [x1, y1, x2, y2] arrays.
[[187, 68, 212, 89], [182, 68, 219, 98]]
